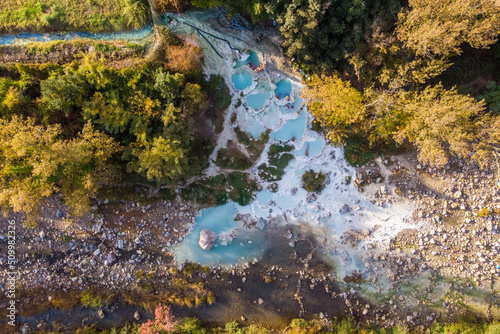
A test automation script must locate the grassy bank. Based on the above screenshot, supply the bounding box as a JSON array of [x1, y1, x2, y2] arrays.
[[0, 39, 146, 65], [0, 0, 151, 34], [17, 313, 500, 334]]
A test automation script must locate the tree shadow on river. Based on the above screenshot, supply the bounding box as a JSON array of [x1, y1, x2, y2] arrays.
[[15, 226, 384, 332]]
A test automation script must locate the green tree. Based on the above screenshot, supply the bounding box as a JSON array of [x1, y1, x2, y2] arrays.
[[301, 74, 366, 144], [266, 0, 402, 71], [54, 122, 122, 216], [123, 0, 150, 29], [397, 0, 500, 57], [82, 92, 132, 134], [478, 81, 500, 114], [0, 117, 121, 224], [395, 85, 484, 165], [154, 69, 181, 104], [180, 82, 206, 115], [363, 86, 409, 144], [473, 115, 500, 169], [39, 73, 88, 116], [126, 136, 187, 183], [0, 116, 60, 225], [301, 169, 326, 193]]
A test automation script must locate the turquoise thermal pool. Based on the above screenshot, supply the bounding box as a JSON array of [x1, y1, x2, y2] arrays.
[[234, 50, 261, 68], [270, 111, 307, 141], [274, 79, 292, 99], [244, 121, 266, 138], [172, 203, 266, 266], [232, 71, 253, 90], [280, 98, 304, 114], [296, 136, 325, 157], [246, 92, 270, 110]]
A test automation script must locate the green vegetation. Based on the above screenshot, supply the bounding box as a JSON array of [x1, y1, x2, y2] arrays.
[[0, 117, 121, 225], [227, 171, 258, 205], [202, 74, 232, 134], [215, 141, 253, 170], [301, 169, 326, 193], [0, 0, 151, 34], [479, 81, 500, 113], [46, 313, 500, 334], [258, 144, 294, 182], [477, 208, 491, 217], [234, 126, 271, 159], [191, 0, 402, 72], [0, 30, 228, 225], [181, 173, 225, 204], [80, 289, 113, 308], [123, 276, 215, 311], [396, 0, 500, 58], [186, 0, 500, 168], [180, 172, 257, 206], [302, 75, 365, 145]]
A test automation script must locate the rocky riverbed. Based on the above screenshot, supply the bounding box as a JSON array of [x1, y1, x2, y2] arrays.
[[0, 153, 498, 332]]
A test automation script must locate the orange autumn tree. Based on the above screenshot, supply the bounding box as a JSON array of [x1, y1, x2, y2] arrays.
[[165, 37, 203, 74]]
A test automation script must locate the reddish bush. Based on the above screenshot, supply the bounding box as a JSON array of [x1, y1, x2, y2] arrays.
[[165, 39, 203, 74], [139, 304, 178, 334]]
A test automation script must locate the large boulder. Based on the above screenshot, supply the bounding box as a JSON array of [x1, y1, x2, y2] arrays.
[[199, 229, 217, 251]]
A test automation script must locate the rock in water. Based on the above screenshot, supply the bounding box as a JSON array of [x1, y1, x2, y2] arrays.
[[134, 311, 141, 320], [256, 218, 266, 229], [339, 203, 351, 213], [97, 309, 105, 319], [199, 229, 217, 250]]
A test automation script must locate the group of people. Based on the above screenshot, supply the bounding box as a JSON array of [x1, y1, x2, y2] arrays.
[[275, 93, 291, 101], [248, 60, 267, 72]]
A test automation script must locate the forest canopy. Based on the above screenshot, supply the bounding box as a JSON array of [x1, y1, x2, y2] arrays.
[[0, 30, 222, 224], [1, 0, 500, 223]]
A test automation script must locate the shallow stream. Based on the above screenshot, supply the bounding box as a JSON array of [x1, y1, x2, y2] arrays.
[[0, 26, 154, 45]]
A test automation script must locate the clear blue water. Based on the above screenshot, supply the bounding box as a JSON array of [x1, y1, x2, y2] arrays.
[[234, 50, 261, 68], [232, 71, 253, 90], [246, 92, 270, 110], [0, 25, 154, 45], [238, 201, 269, 218], [274, 79, 292, 99], [256, 190, 274, 205], [274, 194, 300, 211], [271, 112, 307, 141], [280, 98, 304, 114], [172, 203, 266, 266], [295, 136, 325, 157], [244, 121, 266, 138]]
